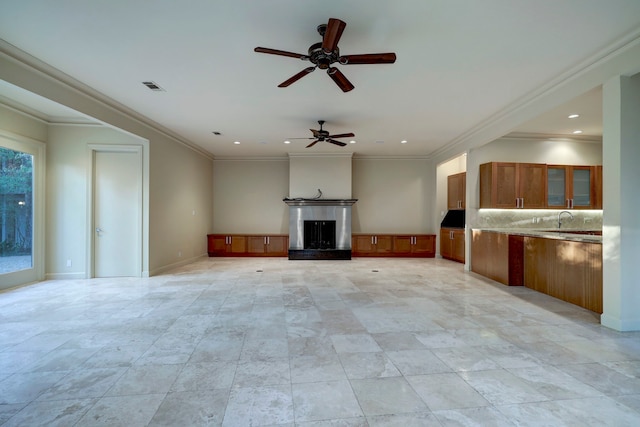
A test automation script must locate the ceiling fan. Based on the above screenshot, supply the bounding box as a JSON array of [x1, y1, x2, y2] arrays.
[[289, 120, 355, 148], [254, 18, 396, 92]]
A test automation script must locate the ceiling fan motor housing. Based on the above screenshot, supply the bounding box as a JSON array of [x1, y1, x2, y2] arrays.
[[308, 42, 339, 69]]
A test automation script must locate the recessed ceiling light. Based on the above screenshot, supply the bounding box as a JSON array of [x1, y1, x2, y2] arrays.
[[568, 114, 580, 119], [284, 140, 291, 144], [350, 140, 356, 144], [233, 141, 241, 144], [572, 130, 583, 134], [401, 140, 408, 144]]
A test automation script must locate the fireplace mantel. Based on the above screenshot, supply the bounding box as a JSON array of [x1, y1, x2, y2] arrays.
[[283, 198, 358, 207]]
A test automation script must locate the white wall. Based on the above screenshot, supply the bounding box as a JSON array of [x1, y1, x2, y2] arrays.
[[289, 154, 352, 199], [213, 159, 289, 234], [0, 104, 47, 141], [149, 134, 213, 273], [46, 125, 147, 278], [352, 158, 434, 234], [210, 157, 435, 235]]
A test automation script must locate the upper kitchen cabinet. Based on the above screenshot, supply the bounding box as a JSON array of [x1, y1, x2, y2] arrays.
[[447, 172, 466, 210], [479, 162, 547, 209], [547, 165, 601, 209]]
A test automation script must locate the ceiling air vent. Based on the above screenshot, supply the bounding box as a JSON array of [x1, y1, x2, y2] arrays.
[[142, 81, 165, 91]]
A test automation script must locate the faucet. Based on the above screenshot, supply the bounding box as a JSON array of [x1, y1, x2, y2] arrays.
[[558, 210, 574, 229]]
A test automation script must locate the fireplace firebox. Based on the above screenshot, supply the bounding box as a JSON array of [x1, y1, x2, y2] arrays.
[[304, 220, 336, 250]]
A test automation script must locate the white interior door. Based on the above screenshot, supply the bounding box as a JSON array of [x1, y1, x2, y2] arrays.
[[94, 150, 141, 277]]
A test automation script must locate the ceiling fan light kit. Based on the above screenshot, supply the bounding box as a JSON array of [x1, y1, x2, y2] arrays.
[[255, 18, 396, 92]]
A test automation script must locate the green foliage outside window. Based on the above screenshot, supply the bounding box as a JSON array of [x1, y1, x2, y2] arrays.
[[0, 147, 33, 256]]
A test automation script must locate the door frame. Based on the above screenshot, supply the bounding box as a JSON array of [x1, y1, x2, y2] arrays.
[[86, 144, 143, 278], [0, 130, 45, 289]]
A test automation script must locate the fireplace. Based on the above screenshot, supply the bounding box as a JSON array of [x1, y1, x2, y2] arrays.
[[304, 220, 336, 249], [284, 198, 357, 260]]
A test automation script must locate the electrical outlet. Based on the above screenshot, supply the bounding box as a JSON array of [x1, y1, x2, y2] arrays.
[[192, 210, 196, 216], [66, 259, 72, 267], [178, 251, 182, 257]]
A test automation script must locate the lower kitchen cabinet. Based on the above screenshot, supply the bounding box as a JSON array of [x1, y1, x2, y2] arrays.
[[471, 230, 523, 286], [352, 234, 435, 258], [440, 228, 465, 263], [524, 236, 602, 313], [207, 234, 288, 257]]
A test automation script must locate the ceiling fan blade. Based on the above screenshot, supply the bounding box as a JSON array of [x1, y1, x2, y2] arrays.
[[327, 139, 347, 147], [254, 47, 307, 59], [309, 128, 321, 137], [306, 140, 320, 148], [328, 133, 355, 139], [339, 53, 397, 64], [322, 18, 346, 53], [327, 67, 354, 92], [278, 67, 316, 87]]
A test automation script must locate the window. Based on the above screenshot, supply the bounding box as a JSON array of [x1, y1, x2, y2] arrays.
[[0, 146, 33, 274]]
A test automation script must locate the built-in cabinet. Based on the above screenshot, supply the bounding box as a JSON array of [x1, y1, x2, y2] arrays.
[[523, 236, 602, 313], [440, 228, 465, 263], [208, 234, 288, 257], [447, 172, 466, 210], [547, 165, 601, 209], [480, 162, 602, 209], [352, 234, 435, 257], [479, 162, 547, 209], [470, 230, 524, 286]]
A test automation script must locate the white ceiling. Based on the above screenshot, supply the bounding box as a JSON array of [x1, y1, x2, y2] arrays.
[[1, 1, 639, 158]]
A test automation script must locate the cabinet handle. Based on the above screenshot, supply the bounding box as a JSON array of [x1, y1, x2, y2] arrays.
[[570, 199, 574, 209], [371, 236, 374, 245], [267, 236, 270, 245]]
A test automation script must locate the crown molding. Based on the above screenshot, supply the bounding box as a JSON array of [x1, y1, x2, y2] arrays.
[[430, 29, 640, 163], [502, 132, 602, 143], [0, 40, 214, 160]]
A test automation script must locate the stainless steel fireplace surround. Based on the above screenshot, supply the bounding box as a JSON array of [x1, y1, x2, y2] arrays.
[[283, 198, 357, 260]]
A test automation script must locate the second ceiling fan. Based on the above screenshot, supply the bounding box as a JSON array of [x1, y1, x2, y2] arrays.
[[255, 18, 396, 92]]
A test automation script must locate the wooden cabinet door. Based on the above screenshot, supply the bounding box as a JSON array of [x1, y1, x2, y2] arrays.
[[352, 235, 375, 255], [375, 235, 393, 254], [452, 230, 465, 263], [447, 172, 466, 210], [518, 163, 547, 208], [393, 236, 413, 255], [440, 229, 453, 259], [247, 236, 266, 254], [413, 235, 435, 257], [592, 165, 603, 209], [547, 165, 569, 208], [229, 236, 246, 254], [480, 162, 518, 208], [266, 236, 288, 256], [208, 234, 228, 256], [570, 166, 592, 208]]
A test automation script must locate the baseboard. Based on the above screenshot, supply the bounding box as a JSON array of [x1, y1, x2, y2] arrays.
[[45, 272, 86, 280], [149, 253, 207, 276]]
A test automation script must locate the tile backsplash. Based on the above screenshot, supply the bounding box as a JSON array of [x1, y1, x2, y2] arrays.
[[474, 209, 602, 230]]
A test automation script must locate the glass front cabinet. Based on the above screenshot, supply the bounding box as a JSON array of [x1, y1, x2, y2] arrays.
[[547, 165, 596, 209]]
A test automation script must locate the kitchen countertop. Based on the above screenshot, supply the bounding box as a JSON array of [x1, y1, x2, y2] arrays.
[[472, 228, 602, 243]]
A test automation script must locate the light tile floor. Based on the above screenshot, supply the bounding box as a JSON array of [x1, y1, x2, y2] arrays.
[[1, 257, 639, 426]]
